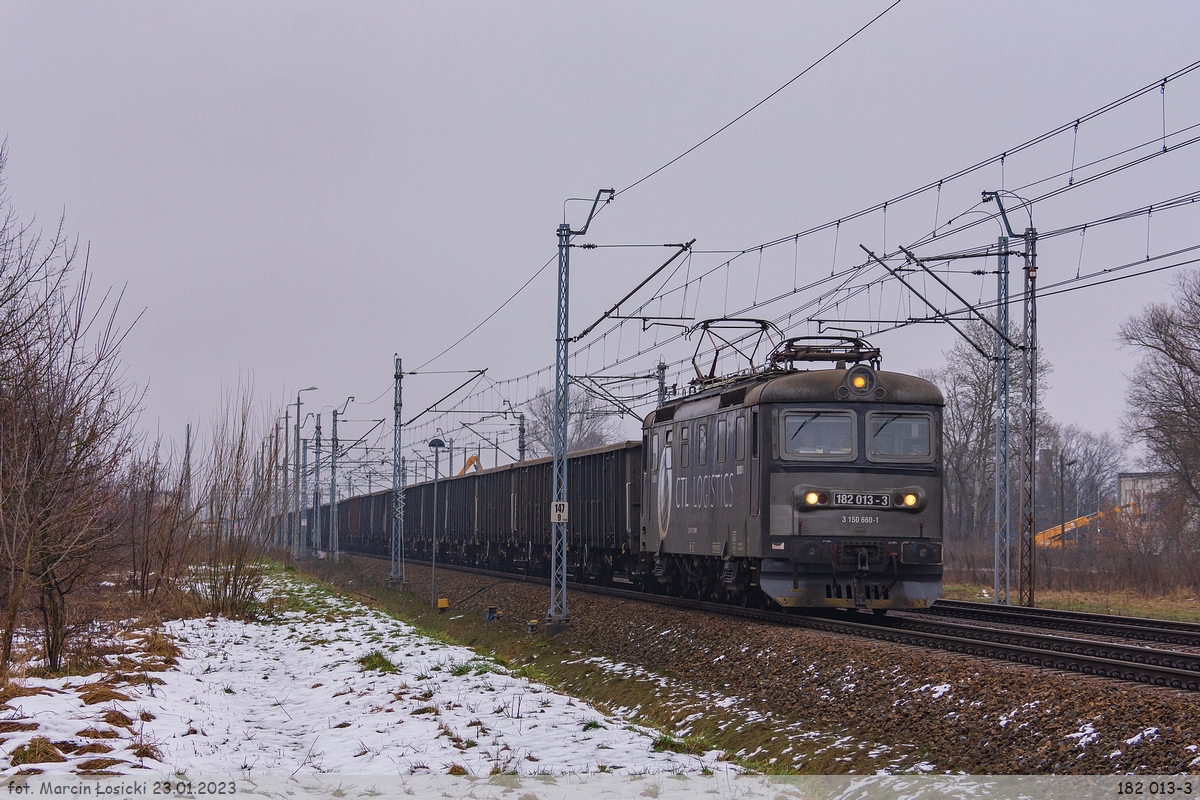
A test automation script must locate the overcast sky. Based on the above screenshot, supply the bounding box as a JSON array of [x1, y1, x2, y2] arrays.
[[3, 2, 1199, 469]]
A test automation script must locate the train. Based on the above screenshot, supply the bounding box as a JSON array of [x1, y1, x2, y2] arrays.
[[320, 336, 945, 612]]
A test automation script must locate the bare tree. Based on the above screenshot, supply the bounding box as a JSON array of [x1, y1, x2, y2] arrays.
[[522, 387, 624, 458], [1120, 269, 1200, 517], [0, 189, 141, 672]]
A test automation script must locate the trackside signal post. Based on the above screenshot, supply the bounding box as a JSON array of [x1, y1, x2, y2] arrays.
[[548, 189, 614, 636]]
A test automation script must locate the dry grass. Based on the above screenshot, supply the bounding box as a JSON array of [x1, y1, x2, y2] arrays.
[[76, 728, 120, 739], [78, 685, 132, 705], [136, 631, 181, 662], [127, 737, 162, 761], [0, 721, 39, 734], [109, 672, 167, 686], [10, 737, 65, 766], [102, 710, 133, 728], [74, 757, 125, 773], [0, 685, 49, 705], [74, 743, 114, 755]]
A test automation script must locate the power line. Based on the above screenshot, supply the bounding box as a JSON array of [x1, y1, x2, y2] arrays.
[[412, 254, 556, 372], [616, 0, 905, 197], [386, 59, 1200, 443]]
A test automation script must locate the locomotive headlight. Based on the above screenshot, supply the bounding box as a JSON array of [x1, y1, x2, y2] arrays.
[[805, 491, 820, 505], [903, 493, 918, 507], [852, 375, 868, 389]]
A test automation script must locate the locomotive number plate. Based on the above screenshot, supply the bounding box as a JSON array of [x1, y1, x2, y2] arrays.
[[832, 492, 891, 508]]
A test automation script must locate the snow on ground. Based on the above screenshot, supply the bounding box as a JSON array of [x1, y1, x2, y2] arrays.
[[0, 573, 732, 778]]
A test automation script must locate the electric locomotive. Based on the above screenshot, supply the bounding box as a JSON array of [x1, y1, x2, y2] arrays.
[[640, 336, 943, 611]]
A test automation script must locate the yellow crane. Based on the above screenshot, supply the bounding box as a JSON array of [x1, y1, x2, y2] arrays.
[[1035, 502, 1138, 547]]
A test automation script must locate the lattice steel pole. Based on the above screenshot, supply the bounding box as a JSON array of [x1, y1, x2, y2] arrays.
[[301, 439, 308, 553], [994, 236, 1011, 605], [392, 356, 407, 585], [547, 189, 613, 636], [331, 408, 339, 562], [313, 415, 322, 550], [549, 221, 572, 632], [1018, 228, 1038, 607]]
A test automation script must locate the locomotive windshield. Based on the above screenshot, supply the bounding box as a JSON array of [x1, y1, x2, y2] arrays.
[[782, 411, 854, 458], [867, 412, 932, 460]]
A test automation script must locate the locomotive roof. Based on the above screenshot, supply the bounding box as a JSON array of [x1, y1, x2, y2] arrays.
[[644, 366, 943, 426]]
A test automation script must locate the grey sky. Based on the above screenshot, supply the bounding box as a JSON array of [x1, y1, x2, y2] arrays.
[[3, 2, 1199, 468]]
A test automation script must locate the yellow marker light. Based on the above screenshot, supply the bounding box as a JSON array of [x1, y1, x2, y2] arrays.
[[852, 375, 867, 389], [805, 492, 820, 505], [903, 493, 918, 507]]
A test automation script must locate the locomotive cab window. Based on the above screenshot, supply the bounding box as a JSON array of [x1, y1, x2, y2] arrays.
[[716, 418, 727, 463], [780, 410, 856, 460], [866, 412, 933, 462], [735, 415, 746, 461], [698, 423, 708, 466], [679, 425, 689, 467]]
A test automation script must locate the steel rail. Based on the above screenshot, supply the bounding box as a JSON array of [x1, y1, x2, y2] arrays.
[[921, 599, 1200, 648]]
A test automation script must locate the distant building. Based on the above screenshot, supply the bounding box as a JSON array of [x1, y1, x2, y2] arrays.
[[1117, 471, 1172, 511]]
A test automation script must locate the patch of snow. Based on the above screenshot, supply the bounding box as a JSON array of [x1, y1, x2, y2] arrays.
[[1065, 722, 1100, 748], [0, 575, 738, 778], [1125, 727, 1160, 746]]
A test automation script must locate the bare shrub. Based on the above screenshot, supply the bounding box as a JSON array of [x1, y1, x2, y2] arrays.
[[189, 383, 281, 618]]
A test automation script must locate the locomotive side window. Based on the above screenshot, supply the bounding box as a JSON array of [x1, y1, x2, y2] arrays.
[[717, 418, 727, 463], [866, 412, 933, 462], [735, 415, 746, 461], [780, 410, 856, 460], [651, 433, 659, 472], [680, 425, 690, 467], [698, 423, 708, 466]]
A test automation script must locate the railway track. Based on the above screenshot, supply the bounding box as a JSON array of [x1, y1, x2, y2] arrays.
[[919, 598, 1200, 648], [362, 556, 1200, 693]]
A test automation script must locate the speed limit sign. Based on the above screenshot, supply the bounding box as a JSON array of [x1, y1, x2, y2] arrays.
[[551, 502, 569, 524]]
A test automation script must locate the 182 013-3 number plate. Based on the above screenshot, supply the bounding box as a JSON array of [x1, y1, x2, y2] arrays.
[[832, 492, 891, 508]]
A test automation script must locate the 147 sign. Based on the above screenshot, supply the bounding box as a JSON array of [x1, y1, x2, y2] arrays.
[[551, 502, 569, 524]]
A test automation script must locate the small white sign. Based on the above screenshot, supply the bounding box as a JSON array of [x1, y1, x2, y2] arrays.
[[551, 502, 569, 524]]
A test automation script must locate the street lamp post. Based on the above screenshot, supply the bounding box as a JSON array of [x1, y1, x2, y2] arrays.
[[428, 438, 445, 609], [294, 387, 317, 560], [1060, 454, 1078, 546]]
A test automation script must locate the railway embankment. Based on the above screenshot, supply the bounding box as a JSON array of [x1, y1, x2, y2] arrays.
[[314, 555, 1200, 775]]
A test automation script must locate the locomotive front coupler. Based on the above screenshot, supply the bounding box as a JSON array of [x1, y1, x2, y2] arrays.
[[853, 548, 869, 609]]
